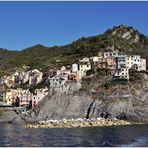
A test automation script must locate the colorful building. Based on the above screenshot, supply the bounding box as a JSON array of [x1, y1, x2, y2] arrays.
[[79, 58, 91, 75], [32, 88, 48, 108], [106, 57, 117, 69], [116, 53, 127, 69], [139, 59, 147, 71]]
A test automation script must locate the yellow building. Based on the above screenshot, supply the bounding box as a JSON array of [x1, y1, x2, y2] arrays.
[[4, 89, 17, 105]]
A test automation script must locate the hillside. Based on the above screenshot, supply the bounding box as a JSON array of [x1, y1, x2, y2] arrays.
[[27, 72, 148, 123], [0, 25, 148, 75]]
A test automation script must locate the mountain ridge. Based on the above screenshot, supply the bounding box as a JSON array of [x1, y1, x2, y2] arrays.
[[0, 25, 147, 74]]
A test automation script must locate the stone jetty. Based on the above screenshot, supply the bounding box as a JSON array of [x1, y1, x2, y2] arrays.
[[25, 118, 133, 128]]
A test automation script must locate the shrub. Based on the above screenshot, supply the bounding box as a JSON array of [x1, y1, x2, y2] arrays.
[[86, 69, 95, 76], [129, 70, 142, 82], [96, 68, 111, 76]]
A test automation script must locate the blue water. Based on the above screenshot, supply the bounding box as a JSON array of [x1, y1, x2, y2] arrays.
[[0, 123, 148, 147]]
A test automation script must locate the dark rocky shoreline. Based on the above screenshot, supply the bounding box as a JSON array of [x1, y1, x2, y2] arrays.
[[1, 73, 148, 126], [0, 108, 146, 129]]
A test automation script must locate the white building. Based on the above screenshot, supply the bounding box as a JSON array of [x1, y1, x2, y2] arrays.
[[90, 56, 100, 62], [126, 55, 141, 70], [79, 58, 91, 75], [18, 89, 32, 107], [48, 76, 67, 88], [113, 68, 129, 80], [72, 64, 79, 72], [103, 52, 119, 58]]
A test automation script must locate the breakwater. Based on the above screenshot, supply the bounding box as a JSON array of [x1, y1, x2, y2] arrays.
[[25, 118, 134, 128]]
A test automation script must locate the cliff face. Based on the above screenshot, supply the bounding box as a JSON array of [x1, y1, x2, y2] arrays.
[[0, 108, 25, 124], [33, 73, 148, 123]]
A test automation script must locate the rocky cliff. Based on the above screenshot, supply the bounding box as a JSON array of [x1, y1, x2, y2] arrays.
[[0, 108, 25, 124], [31, 72, 148, 123]]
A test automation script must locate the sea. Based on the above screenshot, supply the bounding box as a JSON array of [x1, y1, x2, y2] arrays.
[[0, 123, 148, 147]]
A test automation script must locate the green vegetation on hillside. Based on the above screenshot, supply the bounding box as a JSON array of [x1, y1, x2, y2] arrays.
[[0, 25, 147, 76]]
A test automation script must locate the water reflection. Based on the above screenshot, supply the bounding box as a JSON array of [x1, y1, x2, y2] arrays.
[[0, 124, 148, 147]]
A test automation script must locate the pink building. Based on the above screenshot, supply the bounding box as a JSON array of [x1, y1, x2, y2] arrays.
[[139, 59, 146, 71], [32, 88, 48, 108], [56, 66, 71, 80], [106, 57, 117, 69]]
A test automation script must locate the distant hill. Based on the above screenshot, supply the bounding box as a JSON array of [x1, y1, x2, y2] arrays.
[[0, 25, 148, 75]]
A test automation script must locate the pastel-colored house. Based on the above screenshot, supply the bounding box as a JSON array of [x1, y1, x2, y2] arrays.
[[79, 58, 91, 75], [139, 59, 146, 71], [106, 57, 116, 69], [32, 88, 48, 108], [116, 53, 127, 69]]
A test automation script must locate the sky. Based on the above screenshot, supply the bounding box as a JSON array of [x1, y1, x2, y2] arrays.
[[0, 1, 148, 50]]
